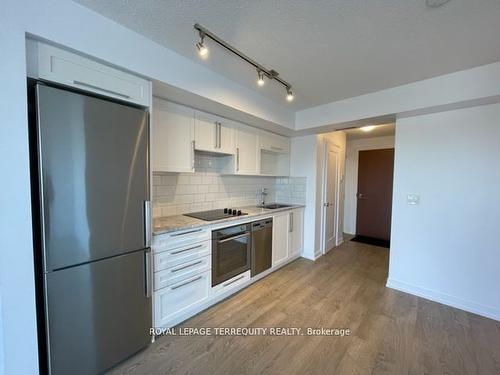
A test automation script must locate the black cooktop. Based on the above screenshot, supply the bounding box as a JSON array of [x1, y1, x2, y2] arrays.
[[184, 208, 248, 221]]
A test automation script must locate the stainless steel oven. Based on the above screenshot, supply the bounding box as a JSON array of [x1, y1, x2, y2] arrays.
[[212, 223, 251, 286]]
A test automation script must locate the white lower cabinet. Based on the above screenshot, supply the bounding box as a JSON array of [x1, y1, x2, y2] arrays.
[[288, 208, 304, 258], [153, 208, 304, 329], [154, 270, 210, 328], [272, 212, 289, 266]]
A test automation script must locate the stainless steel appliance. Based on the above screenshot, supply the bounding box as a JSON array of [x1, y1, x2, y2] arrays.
[[251, 219, 273, 276], [212, 224, 251, 286], [29, 82, 152, 375], [185, 208, 248, 221]]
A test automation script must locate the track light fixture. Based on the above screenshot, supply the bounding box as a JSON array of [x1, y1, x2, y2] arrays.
[[257, 70, 265, 86], [196, 32, 208, 57], [194, 23, 294, 102]]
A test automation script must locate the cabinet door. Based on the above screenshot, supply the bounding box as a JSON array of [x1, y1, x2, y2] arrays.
[[235, 125, 259, 175], [218, 120, 235, 155], [153, 99, 194, 173], [272, 213, 289, 266], [289, 209, 304, 257], [194, 111, 218, 152]]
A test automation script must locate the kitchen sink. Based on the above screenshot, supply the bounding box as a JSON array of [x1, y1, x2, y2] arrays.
[[260, 203, 291, 209]]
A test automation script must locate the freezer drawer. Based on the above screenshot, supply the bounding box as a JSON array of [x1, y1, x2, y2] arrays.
[[44, 250, 152, 375]]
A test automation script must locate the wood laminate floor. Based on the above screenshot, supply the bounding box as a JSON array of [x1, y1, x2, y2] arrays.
[[108, 239, 500, 375]]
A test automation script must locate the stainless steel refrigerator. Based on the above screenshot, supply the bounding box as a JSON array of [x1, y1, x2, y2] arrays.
[[29, 83, 152, 375]]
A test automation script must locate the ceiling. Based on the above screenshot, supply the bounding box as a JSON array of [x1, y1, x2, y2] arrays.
[[344, 123, 395, 140], [74, 0, 500, 110]]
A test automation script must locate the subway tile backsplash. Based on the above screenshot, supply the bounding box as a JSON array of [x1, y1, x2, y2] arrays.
[[153, 169, 306, 218]]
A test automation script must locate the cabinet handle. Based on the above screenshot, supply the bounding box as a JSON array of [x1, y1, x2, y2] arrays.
[[171, 228, 203, 237], [222, 274, 246, 287], [236, 147, 240, 172], [170, 275, 203, 290], [214, 121, 219, 149], [170, 260, 203, 273], [73, 80, 131, 99], [289, 212, 294, 233], [192, 140, 195, 171], [218, 122, 222, 149], [170, 244, 203, 255], [271, 146, 284, 152]]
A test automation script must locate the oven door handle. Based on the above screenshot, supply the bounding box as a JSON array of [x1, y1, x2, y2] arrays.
[[217, 232, 250, 244]]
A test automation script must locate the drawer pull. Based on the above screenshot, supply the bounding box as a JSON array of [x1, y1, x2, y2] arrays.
[[171, 228, 203, 237], [170, 244, 203, 255], [73, 80, 131, 99], [171, 260, 203, 273], [222, 274, 246, 287], [171, 276, 203, 290]]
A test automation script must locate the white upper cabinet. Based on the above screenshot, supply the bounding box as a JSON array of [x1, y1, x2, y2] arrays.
[[259, 130, 290, 177], [28, 41, 151, 107], [152, 98, 195, 173], [234, 123, 259, 175], [194, 111, 235, 155], [259, 131, 290, 153]]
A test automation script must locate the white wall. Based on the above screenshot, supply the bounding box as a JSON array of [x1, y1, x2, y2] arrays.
[[387, 103, 500, 321], [343, 136, 395, 234]]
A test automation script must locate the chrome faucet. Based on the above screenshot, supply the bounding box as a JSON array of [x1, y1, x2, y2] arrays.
[[260, 187, 268, 206]]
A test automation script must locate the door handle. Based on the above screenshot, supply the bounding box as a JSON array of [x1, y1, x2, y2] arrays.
[[144, 250, 152, 298], [144, 200, 151, 247], [357, 193, 366, 199]]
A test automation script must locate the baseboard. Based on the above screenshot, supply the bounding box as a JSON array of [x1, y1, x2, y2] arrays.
[[301, 251, 322, 261], [386, 278, 500, 322]]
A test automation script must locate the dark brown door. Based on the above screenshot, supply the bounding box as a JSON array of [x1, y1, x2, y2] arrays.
[[356, 148, 394, 241]]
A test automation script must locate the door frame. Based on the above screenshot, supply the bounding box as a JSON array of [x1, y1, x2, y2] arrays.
[[320, 140, 342, 254]]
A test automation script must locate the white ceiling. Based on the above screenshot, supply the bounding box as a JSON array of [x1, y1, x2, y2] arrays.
[[344, 123, 395, 140], [74, 0, 500, 110]]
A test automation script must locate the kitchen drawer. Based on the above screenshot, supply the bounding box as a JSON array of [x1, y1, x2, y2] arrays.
[[154, 240, 210, 272], [211, 270, 250, 296], [154, 227, 211, 252], [154, 255, 210, 290], [33, 42, 150, 106], [154, 271, 210, 327]]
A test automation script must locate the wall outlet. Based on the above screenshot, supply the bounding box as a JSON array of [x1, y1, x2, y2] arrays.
[[407, 194, 420, 205]]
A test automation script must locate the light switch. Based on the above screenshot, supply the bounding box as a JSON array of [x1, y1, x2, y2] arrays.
[[407, 194, 420, 205]]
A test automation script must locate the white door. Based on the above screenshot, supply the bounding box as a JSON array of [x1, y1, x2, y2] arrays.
[[194, 111, 217, 152], [235, 125, 259, 175], [272, 213, 289, 266], [323, 142, 339, 253], [152, 99, 194, 173]]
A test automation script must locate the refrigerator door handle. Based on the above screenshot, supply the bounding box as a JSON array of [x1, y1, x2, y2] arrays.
[[144, 200, 152, 247], [145, 249, 152, 298]]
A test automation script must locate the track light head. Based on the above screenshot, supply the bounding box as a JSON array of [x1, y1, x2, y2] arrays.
[[257, 70, 265, 87], [196, 33, 208, 57], [286, 87, 294, 102]]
